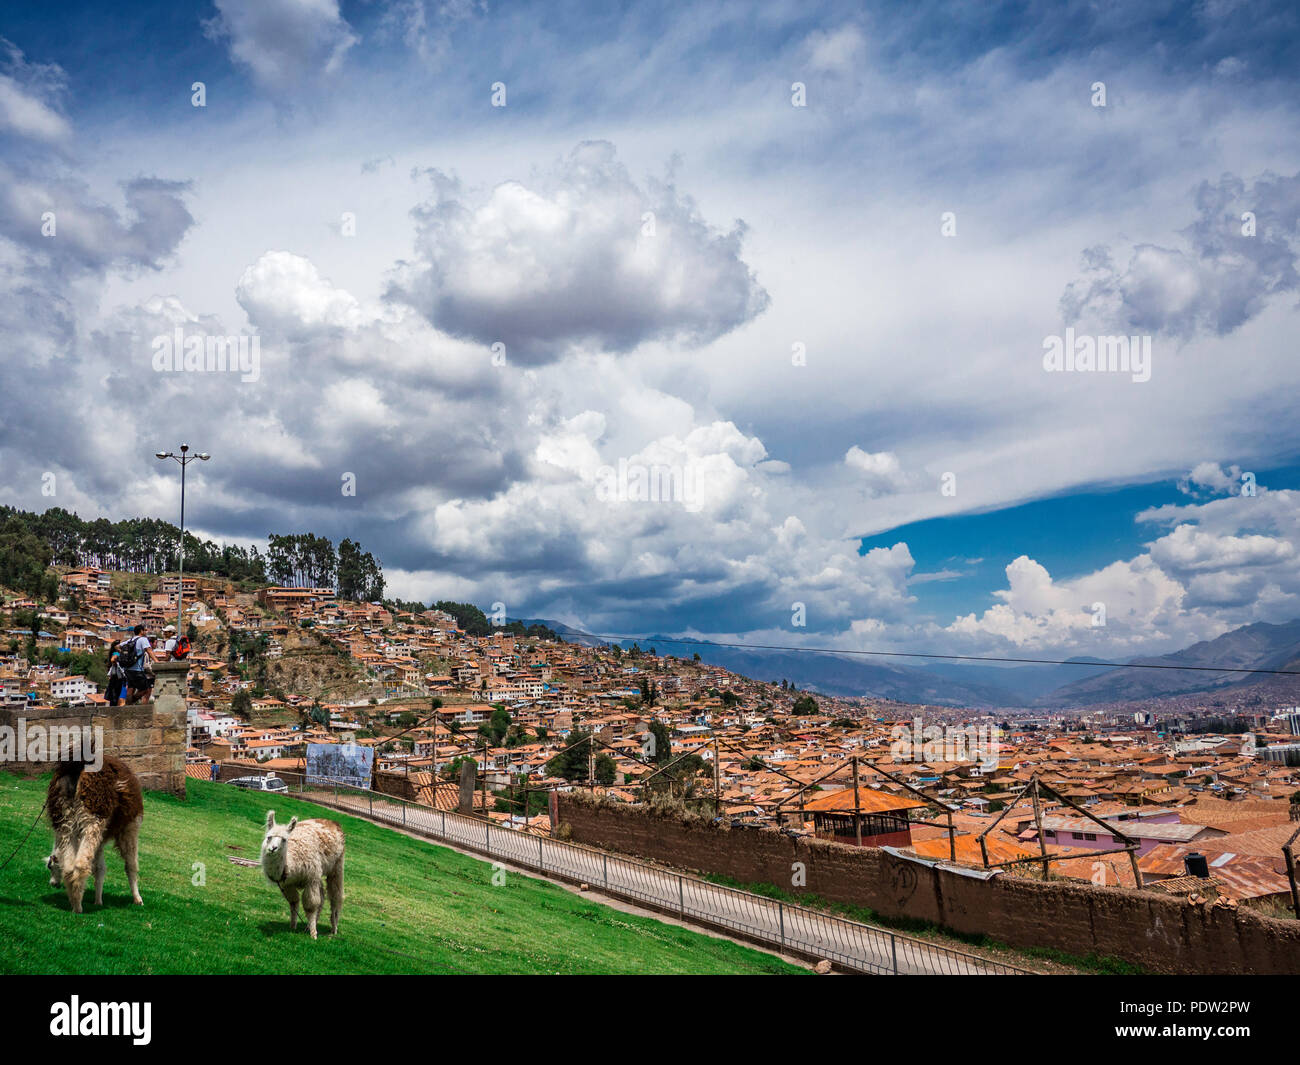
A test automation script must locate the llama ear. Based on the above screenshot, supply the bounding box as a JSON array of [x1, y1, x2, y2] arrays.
[[265, 810, 276, 829], [287, 816, 298, 833]]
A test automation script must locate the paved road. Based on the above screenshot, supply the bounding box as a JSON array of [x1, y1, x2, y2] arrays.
[[310, 788, 1022, 975]]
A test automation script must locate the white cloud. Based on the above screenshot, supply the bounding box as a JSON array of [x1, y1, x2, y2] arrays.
[[0, 39, 68, 142], [0, 73, 67, 142], [844, 447, 909, 497], [943, 482, 1300, 654], [1179, 461, 1247, 497], [236, 251, 365, 336], [805, 24, 867, 74], [1060, 171, 1300, 339], [947, 555, 1187, 650], [1147, 524, 1295, 573], [390, 141, 769, 362], [203, 0, 359, 92]]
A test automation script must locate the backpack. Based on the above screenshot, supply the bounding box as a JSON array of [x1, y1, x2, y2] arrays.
[[173, 635, 191, 660], [118, 638, 142, 671]]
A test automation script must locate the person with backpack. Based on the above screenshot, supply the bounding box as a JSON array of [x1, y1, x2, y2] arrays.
[[122, 625, 160, 704], [160, 623, 192, 660], [105, 640, 126, 706]]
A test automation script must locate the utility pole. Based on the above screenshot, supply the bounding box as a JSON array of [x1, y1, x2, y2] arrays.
[[480, 737, 487, 816], [1030, 777, 1051, 880], [713, 733, 721, 818], [155, 444, 210, 639], [852, 755, 863, 847]]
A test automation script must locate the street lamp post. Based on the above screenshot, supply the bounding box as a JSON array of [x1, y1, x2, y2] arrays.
[[155, 444, 210, 638]]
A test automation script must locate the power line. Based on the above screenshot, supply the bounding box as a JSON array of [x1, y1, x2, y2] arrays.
[[545, 626, 1300, 677]]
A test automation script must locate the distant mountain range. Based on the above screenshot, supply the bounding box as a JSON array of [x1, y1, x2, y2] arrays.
[[1042, 617, 1300, 707], [526, 618, 1300, 710]]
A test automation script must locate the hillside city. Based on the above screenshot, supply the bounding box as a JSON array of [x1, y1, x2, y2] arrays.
[[6, 559, 1300, 920]]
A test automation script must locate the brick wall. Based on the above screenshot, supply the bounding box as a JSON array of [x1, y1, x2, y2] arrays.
[[374, 768, 416, 801], [555, 793, 1300, 975], [0, 660, 188, 797]]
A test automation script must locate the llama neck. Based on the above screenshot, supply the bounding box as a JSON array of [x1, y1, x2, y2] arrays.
[[262, 846, 287, 882]]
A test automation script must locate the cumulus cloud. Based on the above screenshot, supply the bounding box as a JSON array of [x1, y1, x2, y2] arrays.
[[1146, 524, 1294, 573], [1178, 461, 1250, 497], [389, 140, 769, 363], [236, 251, 365, 336], [946, 554, 1187, 650], [946, 478, 1300, 654], [394, 374, 918, 633], [203, 0, 359, 92], [1060, 170, 1300, 339], [844, 447, 910, 497]]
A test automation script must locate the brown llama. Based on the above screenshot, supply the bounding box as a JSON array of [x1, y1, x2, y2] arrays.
[[45, 755, 144, 913]]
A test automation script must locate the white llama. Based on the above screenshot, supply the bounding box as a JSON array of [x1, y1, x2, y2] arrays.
[[259, 811, 345, 939]]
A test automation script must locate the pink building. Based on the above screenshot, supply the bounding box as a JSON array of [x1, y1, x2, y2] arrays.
[[1037, 813, 1225, 857]]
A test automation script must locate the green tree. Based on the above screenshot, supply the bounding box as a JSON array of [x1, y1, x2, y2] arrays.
[[593, 753, 616, 786], [479, 707, 512, 747], [647, 720, 673, 765], [547, 729, 595, 782]]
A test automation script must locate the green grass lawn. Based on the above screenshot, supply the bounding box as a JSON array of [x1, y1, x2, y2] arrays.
[[0, 774, 803, 975]]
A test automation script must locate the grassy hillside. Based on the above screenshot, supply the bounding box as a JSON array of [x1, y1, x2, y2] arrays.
[[0, 774, 802, 975]]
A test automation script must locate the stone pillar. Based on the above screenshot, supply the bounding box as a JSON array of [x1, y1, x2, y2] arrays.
[[458, 758, 477, 813], [144, 659, 190, 797]]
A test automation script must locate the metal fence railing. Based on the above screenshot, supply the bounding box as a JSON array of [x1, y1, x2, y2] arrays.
[[232, 767, 1032, 975]]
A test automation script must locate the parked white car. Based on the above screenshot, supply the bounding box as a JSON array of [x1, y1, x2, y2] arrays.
[[228, 774, 288, 793]]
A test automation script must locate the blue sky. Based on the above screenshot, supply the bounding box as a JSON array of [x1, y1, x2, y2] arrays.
[[861, 461, 1300, 622], [3, 0, 1300, 662]]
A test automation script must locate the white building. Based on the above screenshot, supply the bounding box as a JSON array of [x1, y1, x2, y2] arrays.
[[49, 675, 94, 703]]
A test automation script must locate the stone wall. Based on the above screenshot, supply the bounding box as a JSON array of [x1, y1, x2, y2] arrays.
[[0, 660, 188, 797], [555, 792, 1300, 975]]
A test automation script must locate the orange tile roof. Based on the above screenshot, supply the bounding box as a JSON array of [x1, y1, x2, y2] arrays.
[[910, 833, 1034, 866], [801, 786, 927, 814]]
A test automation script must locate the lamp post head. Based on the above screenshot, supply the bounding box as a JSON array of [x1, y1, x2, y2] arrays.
[[197, 452, 211, 461], [155, 451, 173, 459]]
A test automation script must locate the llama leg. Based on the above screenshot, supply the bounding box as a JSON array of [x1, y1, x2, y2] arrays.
[[52, 834, 74, 889], [281, 886, 300, 931], [303, 880, 323, 940], [121, 817, 143, 904], [93, 844, 107, 906], [327, 858, 344, 934], [64, 824, 104, 914]]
